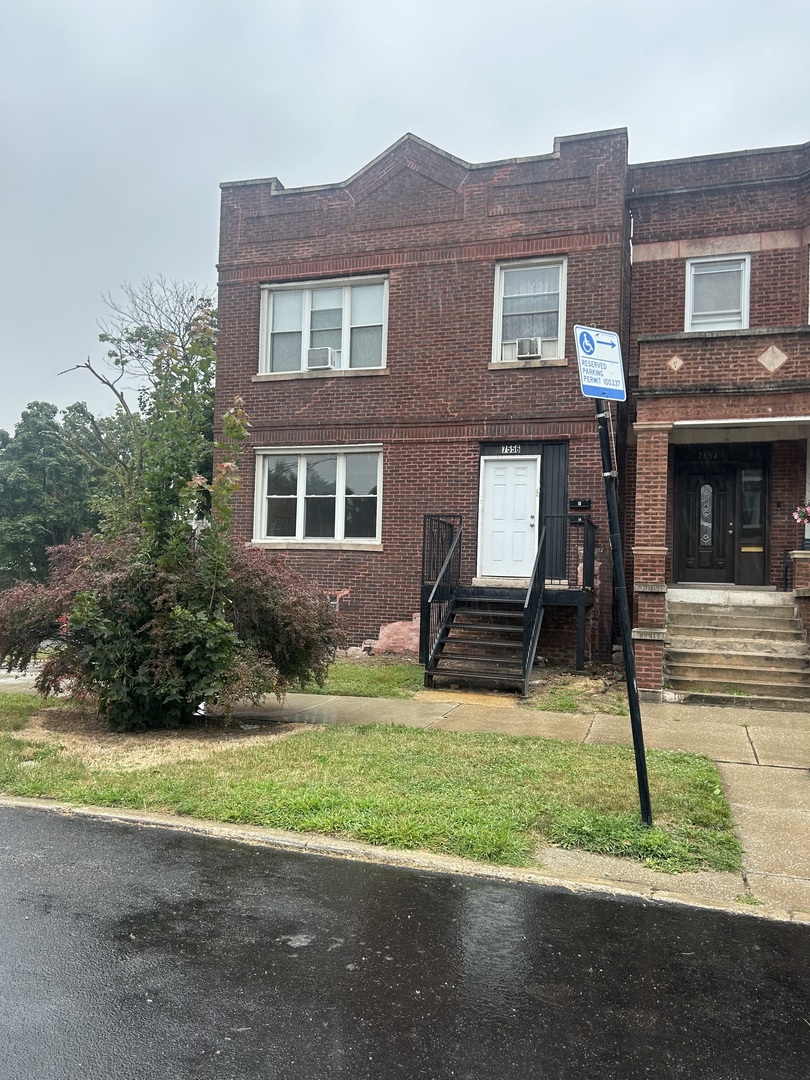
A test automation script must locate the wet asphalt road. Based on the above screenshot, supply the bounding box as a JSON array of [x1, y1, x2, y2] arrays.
[[1, 805, 808, 1080]]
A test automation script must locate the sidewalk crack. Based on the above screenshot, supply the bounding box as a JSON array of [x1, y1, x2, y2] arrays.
[[743, 724, 760, 765], [425, 703, 463, 729]]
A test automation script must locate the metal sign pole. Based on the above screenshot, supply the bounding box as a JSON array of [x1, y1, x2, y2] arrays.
[[594, 397, 653, 826]]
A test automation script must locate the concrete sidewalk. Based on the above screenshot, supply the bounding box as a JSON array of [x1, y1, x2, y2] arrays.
[[235, 691, 810, 921]]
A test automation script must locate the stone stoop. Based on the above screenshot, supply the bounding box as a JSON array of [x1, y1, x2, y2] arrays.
[[664, 587, 810, 710]]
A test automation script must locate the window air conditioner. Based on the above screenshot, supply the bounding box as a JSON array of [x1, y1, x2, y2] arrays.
[[307, 347, 339, 370], [516, 337, 542, 358], [501, 340, 518, 362]]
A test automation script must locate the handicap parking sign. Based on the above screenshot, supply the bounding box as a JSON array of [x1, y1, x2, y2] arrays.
[[574, 325, 626, 401]]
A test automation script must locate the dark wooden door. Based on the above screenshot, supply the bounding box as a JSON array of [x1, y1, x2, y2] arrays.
[[675, 466, 736, 583]]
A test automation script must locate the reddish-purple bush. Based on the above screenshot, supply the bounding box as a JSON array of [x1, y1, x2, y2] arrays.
[[0, 532, 342, 730]]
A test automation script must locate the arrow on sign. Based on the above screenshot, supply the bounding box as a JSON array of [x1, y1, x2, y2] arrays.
[[596, 337, 617, 348]]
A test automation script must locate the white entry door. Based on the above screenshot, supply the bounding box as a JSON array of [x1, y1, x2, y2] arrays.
[[479, 457, 540, 577]]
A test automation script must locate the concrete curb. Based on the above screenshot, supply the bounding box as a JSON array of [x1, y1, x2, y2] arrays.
[[3, 795, 807, 926]]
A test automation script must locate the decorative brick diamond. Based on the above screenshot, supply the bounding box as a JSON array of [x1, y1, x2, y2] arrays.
[[757, 345, 788, 373], [668, 355, 683, 371]]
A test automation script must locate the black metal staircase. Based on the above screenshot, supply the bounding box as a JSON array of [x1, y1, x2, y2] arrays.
[[425, 586, 527, 691], [419, 512, 595, 695]]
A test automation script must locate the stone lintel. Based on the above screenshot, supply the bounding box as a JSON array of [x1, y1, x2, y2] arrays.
[[634, 422, 674, 434], [631, 628, 666, 641]]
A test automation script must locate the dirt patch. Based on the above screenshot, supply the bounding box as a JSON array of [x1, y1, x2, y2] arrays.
[[23, 707, 311, 771], [526, 667, 628, 715], [415, 688, 522, 708], [416, 665, 627, 714]]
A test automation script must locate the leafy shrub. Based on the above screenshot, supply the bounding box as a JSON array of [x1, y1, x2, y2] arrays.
[[0, 400, 342, 730], [0, 526, 341, 731]]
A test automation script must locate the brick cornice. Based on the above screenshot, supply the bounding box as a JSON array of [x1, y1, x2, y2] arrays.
[[217, 229, 624, 284], [634, 381, 810, 399], [238, 417, 595, 444]]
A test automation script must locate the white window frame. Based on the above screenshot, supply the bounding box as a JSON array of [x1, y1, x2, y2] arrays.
[[253, 446, 383, 547], [685, 254, 750, 333], [491, 257, 568, 364], [259, 276, 389, 374]]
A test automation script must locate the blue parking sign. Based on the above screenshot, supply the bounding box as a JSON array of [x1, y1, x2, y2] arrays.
[[574, 324, 626, 401]]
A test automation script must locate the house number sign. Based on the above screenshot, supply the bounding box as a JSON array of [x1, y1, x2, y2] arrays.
[[500, 444, 522, 454]]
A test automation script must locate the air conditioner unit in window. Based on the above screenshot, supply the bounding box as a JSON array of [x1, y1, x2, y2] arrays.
[[307, 347, 339, 370], [501, 340, 518, 362], [516, 337, 542, 358]]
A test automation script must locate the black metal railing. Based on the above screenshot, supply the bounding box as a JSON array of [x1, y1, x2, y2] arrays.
[[522, 526, 547, 696], [542, 514, 596, 589], [420, 514, 463, 664]]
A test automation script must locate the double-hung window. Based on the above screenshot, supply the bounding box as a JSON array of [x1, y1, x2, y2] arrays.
[[260, 277, 388, 373], [493, 258, 567, 363], [255, 449, 382, 543], [685, 255, 750, 332]]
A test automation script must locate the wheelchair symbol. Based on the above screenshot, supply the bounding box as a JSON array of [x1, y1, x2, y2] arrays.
[[579, 330, 595, 356]]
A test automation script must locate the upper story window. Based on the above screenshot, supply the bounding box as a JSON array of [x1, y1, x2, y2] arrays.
[[493, 258, 567, 363], [260, 276, 388, 373], [685, 255, 750, 332]]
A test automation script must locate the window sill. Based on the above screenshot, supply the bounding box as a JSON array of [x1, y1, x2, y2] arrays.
[[253, 368, 389, 383], [489, 358, 567, 370], [250, 540, 383, 552]]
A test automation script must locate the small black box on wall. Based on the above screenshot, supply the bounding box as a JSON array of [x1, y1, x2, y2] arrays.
[[569, 498, 591, 511]]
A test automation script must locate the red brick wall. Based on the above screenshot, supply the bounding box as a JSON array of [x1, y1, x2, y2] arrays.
[[626, 138, 810, 626], [636, 331, 810, 392], [217, 131, 630, 655], [628, 141, 810, 378], [231, 423, 616, 653], [772, 441, 807, 581]]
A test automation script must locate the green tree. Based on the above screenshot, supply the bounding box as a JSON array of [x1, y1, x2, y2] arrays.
[[64, 277, 216, 529], [0, 280, 341, 730], [0, 401, 99, 587]]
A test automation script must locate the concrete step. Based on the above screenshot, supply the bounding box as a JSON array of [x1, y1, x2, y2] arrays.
[[663, 689, 810, 712], [666, 623, 804, 643], [666, 588, 791, 607], [665, 661, 810, 687], [666, 675, 810, 700], [666, 634, 810, 656], [666, 648, 810, 670], [668, 613, 801, 632], [667, 602, 797, 620]]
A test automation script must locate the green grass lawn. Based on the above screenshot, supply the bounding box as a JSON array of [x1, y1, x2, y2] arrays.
[[0, 692, 49, 732], [304, 658, 425, 699], [0, 693, 740, 875]]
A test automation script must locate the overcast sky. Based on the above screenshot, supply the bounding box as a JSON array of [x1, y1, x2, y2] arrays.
[[1, 0, 808, 433]]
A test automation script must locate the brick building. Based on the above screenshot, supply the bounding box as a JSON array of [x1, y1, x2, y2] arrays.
[[216, 130, 630, 676], [626, 140, 810, 699], [216, 129, 810, 699]]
